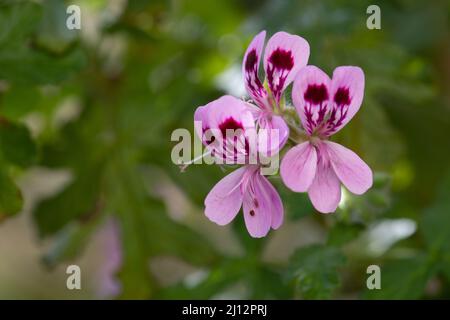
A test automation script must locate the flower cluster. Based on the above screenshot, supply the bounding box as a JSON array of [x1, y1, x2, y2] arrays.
[[193, 31, 373, 238]]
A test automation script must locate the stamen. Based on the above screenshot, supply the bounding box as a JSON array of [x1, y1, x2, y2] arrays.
[[178, 149, 212, 172]]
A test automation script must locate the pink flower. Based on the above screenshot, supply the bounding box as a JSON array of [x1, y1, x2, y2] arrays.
[[194, 95, 283, 238], [280, 66, 373, 213], [243, 30, 310, 150], [194, 95, 256, 163]]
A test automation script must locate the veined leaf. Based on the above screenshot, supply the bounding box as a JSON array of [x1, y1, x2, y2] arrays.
[[287, 244, 346, 299]]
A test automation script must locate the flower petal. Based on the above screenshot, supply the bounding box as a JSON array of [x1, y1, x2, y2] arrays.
[[258, 174, 284, 230], [206, 95, 255, 132], [257, 114, 289, 157], [280, 142, 317, 192], [321, 66, 365, 135], [242, 171, 273, 238], [194, 105, 208, 142], [242, 31, 268, 109], [325, 141, 373, 195], [198, 95, 256, 162], [267, 114, 289, 150], [307, 156, 341, 214], [205, 167, 246, 225], [292, 65, 332, 135], [264, 32, 310, 103]]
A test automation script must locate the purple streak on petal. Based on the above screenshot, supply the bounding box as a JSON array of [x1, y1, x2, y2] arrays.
[[292, 66, 332, 135], [245, 49, 258, 71], [264, 32, 310, 104], [198, 95, 256, 164], [219, 117, 244, 137], [266, 48, 294, 102], [242, 31, 269, 109], [321, 66, 365, 136], [269, 48, 294, 70]]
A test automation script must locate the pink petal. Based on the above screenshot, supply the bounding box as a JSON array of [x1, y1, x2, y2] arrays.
[[307, 153, 341, 214], [267, 114, 289, 150], [200, 95, 256, 162], [205, 167, 246, 225], [206, 95, 255, 132], [325, 141, 373, 195], [258, 174, 284, 230], [322, 66, 365, 135], [242, 31, 269, 109], [280, 142, 317, 192], [292, 65, 332, 135], [242, 171, 273, 238], [194, 105, 208, 142], [264, 32, 310, 103], [257, 114, 289, 157]]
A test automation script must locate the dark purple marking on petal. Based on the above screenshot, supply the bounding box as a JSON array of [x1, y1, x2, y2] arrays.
[[301, 84, 330, 134], [304, 84, 329, 105], [266, 48, 294, 102], [244, 50, 267, 108], [269, 48, 294, 70], [245, 49, 258, 72], [207, 135, 216, 145], [253, 198, 259, 208], [319, 87, 352, 136], [249, 209, 255, 216], [219, 117, 244, 137], [334, 87, 351, 106], [218, 117, 251, 162], [202, 127, 216, 145]]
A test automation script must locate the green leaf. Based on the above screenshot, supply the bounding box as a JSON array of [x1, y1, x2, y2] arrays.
[[364, 254, 436, 299], [36, 0, 78, 54], [287, 244, 346, 299], [0, 86, 41, 120], [157, 258, 245, 299], [33, 166, 102, 237], [107, 152, 218, 298], [0, 48, 86, 85], [421, 171, 450, 252], [280, 186, 314, 220], [0, 1, 86, 85], [0, 168, 23, 219], [248, 266, 291, 299], [0, 1, 41, 47], [327, 223, 363, 247], [232, 215, 267, 255], [440, 253, 450, 284], [0, 121, 37, 167]]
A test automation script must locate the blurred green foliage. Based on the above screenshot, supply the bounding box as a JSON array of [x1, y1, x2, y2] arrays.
[[0, 0, 449, 299]]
